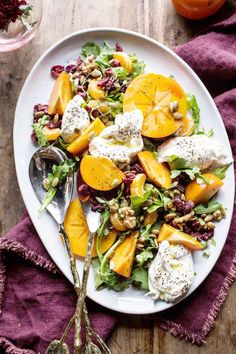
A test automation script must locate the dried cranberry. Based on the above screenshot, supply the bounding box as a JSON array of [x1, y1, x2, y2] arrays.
[[115, 42, 123, 52], [105, 68, 113, 76], [97, 77, 110, 88], [91, 109, 100, 118], [85, 105, 92, 113], [131, 163, 144, 174], [0, 1, 27, 29], [191, 229, 214, 241], [184, 200, 194, 214], [34, 104, 48, 114], [123, 172, 136, 184], [110, 59, 120, 67], [51, 65, 64, 79], [78, 183, 91, 197], [46, 121, 61, 129], [90, 197, 106, 212], [31, 131, 37, 143], [189, 220, 201, 232], [106, 79, 116, 91], [77, 85, 84, 92], [173, 196, 194, 215], [65, 64, 77, 73], [77, 56, 83, 67], [78, 92, 87, 100], [120, 84, 127, 93]]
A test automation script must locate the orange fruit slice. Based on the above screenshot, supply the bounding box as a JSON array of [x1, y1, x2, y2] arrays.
[[64, 199, 118, 257], [48, 71, 73, 115], [123, 73, 187, 139], [175, 115, 194, 136]]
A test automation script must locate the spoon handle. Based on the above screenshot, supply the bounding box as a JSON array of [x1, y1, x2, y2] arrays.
[[58, 224, 80, 292], [74, 230, 96, 352]]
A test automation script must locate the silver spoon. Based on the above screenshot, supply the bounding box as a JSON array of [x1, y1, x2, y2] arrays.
[[29, 146, 111, 354]]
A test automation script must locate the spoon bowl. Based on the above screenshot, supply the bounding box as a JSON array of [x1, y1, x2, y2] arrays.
[[29, 146, 74, 224]]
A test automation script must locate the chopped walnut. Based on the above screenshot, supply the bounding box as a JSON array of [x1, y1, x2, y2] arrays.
[[109, 202, 137, 231]]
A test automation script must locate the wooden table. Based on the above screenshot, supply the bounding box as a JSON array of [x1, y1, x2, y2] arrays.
[[0, 1, 236, 353]]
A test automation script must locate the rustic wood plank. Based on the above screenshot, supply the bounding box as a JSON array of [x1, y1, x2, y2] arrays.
[[0, 1, 235, 353]]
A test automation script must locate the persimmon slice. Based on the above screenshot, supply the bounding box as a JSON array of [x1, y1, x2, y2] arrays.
[[175, 115, 194, 136], [48, 71, 73, 115], [123, 73, 187, 139], [64, 199, 117, 257]]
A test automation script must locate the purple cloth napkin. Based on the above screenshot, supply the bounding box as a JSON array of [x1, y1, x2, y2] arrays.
[[0, 14, 236, 353]]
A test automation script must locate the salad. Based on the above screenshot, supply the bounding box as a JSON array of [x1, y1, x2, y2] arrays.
[[31, 41, 232, 303]]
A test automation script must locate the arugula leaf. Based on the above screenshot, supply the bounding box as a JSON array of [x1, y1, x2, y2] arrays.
[[130, 190, 151, 210], [81, 42, 101, 59], [39, 159, 76, 212], [32, 115, 49, 147], [132, 267, 149, 290], [92, 259, 105, 289], [213, 165, 229, 179], [136, 247, 154, 266], [129, 53, 145, 79], [187, 93, 200, 133], [171, 165, 209, 183], [194, 201, 222, 214], [93, 258, 131, 291]]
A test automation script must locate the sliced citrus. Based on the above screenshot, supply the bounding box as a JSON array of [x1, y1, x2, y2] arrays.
[[175, 115, 194, 136], [123, 73, 187, 139]]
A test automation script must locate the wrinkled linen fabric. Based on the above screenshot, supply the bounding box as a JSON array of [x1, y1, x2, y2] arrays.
[[0, 14, 235, 353]]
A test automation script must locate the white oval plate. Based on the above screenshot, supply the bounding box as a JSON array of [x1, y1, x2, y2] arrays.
[[14, 28, 234, 315]]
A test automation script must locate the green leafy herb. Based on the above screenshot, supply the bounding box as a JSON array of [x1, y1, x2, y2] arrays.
[[135, 247, 154, 267], [203, 250, 211, 258], [97, 209, 110, 237], [196, 127, 214, 137], [211, 238, 217, 246], [187, 93, 200, 133], [39, 159, 76, 212], [146, 188, 170, 213], [171, 165, 209, 183], [167, 155, 186, 170], [32, 115, 49, 147], [57, 137, 69, 150], [96, 42, 115, 69], [94, 233, 131, 291], [213, 165, 230, 179], [194, 200, 222, 214], [81, 42, 101, 59], [129, 53, 145, 79], [113, 67, 128, 80], [143, 137, 156, 152], [130, 190, 151, 210], [132, 267, 149, 290]]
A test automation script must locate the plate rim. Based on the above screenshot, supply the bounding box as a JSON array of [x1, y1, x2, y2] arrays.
[[13, 27, 235, 314]]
